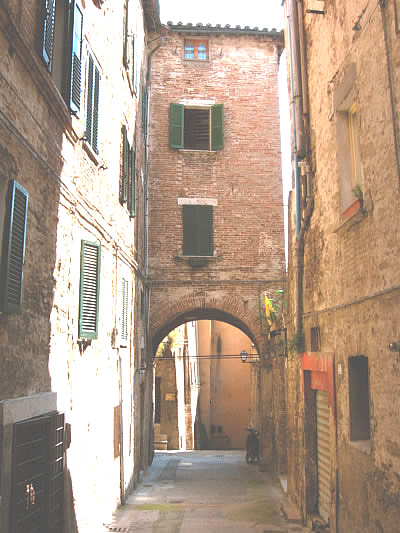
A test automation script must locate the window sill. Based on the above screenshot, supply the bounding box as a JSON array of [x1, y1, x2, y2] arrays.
[[348, 439, 371, 455], [175, 254, 221, 267], [82, 139, 101, 165], [179, 149, 218, 154], [333, 203, 367, 235]]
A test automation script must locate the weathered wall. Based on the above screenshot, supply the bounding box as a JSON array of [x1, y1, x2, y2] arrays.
[[0, 0, 153, 530], [285, 0, 400, 530]]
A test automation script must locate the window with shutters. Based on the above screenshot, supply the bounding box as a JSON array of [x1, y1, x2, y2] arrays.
[[348, 355, 370, 442], [184, 39, 209, 60], [120, 126, 136, 217], [170, 103, 224, 151], [78, 240, 101, 339], [182, 205, 213, 256], [123, 0, 138, 94], [41, 0, 83, 114], [0, 180, 28, 314], [85, 49, 101, 154]]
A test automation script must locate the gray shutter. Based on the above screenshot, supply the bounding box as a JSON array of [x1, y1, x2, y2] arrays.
[[170, 103, 184, 149], [211, 104, 224, 150], [121, 278, 128, 343], [69, 1, 83, 114], [1, 180, 28, 313], [42, 0, 56, 72], [79, 241, 101, 339]]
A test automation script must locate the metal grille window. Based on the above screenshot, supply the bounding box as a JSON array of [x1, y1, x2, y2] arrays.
[[310, 327, 321, 352], [79, 240, 101, 339]]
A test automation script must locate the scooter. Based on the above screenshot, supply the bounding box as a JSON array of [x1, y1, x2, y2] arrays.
[[245, 428, 259, 464]]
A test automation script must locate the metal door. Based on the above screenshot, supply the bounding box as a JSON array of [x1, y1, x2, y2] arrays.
[[316, 390, 330, 522], [10, 412, 64, 533]]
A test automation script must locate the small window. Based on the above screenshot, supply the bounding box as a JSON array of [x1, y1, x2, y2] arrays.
[[85, 51, 101, 154], [170, 103, 224, 151], [183, 205, 213, 256], [310, 327, 321, 352], [348, 355, 370, 441], [184, 39, 208, 60], [79, 240, 101, 339]]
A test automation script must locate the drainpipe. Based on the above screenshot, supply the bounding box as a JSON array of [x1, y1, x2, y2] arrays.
[[379, 0, 400, 189]]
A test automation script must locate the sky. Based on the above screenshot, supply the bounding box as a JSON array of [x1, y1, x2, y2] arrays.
[[159, 1, 291, 263]]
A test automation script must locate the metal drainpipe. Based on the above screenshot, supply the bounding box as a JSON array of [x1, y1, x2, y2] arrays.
[[379, 0, 400, 189]]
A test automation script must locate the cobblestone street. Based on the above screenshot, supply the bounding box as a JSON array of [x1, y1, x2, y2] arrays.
[[106, 451, 310, 533]]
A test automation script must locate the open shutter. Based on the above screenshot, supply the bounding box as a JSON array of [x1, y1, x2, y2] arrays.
[[129, 146, 136, 217], [42, 0, 55, 72], [120, 126, 129, 203], [142, 85, 148, 137], [1, 180, 28, 313], [170, 103, 184, 149], [123, 0, 129, 68], [79, 241, 101, 339], [92, 65, 100, 153], [211, 104, 224, 150], [85, 55, 94, 144], [69, 1, 83, 114], [85, 54, 101, 153], [131, 35, 135, 87]]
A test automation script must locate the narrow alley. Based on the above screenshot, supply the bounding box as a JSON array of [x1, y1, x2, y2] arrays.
[[106, 451, 308, 533]]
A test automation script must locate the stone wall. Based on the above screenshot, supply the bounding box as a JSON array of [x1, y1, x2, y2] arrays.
[[285, 1, 400, 530]]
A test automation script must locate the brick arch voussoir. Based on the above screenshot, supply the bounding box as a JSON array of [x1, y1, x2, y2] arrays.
[[150, 293, 263, 354]]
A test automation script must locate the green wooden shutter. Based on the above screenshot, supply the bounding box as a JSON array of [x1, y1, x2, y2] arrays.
[[42, 0, 55, 72], [211, 104, 224, 150], [120, 126, 128, 204], [169, 103, 184, 149], [79, 241, 101, 339], [0, 180, 28, 313], [129, 146, 136, 217], [85, 53, 101, 153], [123, 0, 129, 68], [182, 205, 213, 256], [69, 1, 83, 114], [121, 278, 129, 343]]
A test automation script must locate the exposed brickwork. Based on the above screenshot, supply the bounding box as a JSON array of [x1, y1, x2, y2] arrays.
[[148, 28, 286, 354]]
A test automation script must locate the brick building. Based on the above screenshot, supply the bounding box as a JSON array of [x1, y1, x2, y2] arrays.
[[0, 0, 159, 530], [284, 0, 400, 531], [147, 21, 286, 466]]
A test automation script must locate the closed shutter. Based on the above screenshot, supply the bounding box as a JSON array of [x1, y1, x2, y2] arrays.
[[211, 104, 224, 150], [47, 412, 64, 533], [183, 205, 213, 256], [129, 146, 136, 217], [85, 53, 101, 154], [169, 103, 184, 149], [42, 0, 56, 72], [69, 1, 83, 114], [1, 180, 28, 314], [79, 241, 101, 339], [120, 278, 129, 344], [120, 126, 129, 204], [316, 390, 331, 522]]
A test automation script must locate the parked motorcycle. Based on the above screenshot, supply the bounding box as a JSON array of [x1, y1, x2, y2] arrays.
[[245, 428, 259, 464]]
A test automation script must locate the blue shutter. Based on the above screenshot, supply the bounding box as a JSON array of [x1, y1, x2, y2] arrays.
[[1, 180, 28, 313], [79, 241, 101, 339], [42, 0, 56, 72], [69, 1, 83, 114]]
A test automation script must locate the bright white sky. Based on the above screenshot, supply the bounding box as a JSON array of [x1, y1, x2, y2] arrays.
[[159, 0, 285, 30]]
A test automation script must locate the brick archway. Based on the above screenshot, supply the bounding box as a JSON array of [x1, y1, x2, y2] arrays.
[[150, 292, 267, 356]]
